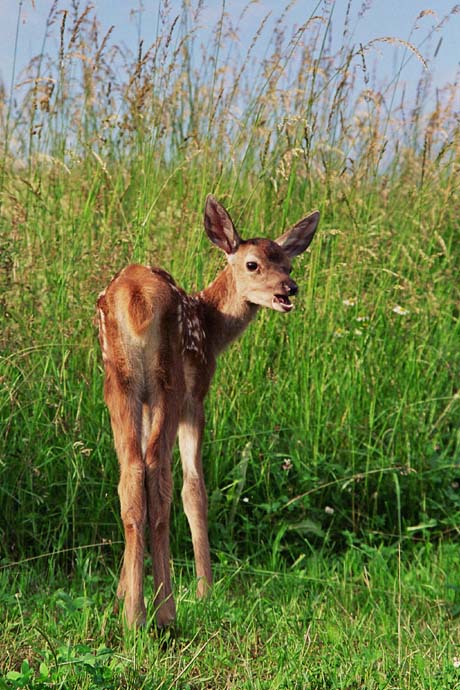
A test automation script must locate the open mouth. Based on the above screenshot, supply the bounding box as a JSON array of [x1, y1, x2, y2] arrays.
[[272, 294, 294, 313]]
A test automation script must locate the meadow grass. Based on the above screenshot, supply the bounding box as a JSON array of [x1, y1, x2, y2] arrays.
[[1, 544, 460, 688], [1, 0, 460, 686]]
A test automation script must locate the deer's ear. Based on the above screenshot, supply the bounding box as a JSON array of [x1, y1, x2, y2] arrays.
[[204, 195, 241, 255], [275, 210, 320, 259]]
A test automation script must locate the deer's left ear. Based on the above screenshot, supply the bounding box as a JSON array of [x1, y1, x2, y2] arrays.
[[204, 195, 242, 255], [275, 210, 320, 258]]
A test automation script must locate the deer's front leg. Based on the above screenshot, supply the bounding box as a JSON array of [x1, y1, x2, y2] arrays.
[[178, 400, 212, 597]]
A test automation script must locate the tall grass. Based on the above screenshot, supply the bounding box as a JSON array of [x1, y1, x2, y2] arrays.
[[1, 0, 459, 568]]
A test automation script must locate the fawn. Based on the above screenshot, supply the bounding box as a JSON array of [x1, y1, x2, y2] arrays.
[[96, 195, 319, 627]]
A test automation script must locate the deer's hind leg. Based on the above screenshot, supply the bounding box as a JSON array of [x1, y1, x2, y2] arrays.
[[143, 385, 180, 628], [104, 372, 146, 628]]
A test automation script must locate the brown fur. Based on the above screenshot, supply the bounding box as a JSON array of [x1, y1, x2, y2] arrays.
[[96, 195, 319, 627]]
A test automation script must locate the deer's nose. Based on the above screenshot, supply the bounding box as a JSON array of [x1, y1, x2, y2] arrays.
[[284, 280, 298, 296]]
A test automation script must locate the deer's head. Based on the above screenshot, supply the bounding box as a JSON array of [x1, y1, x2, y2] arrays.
[[204, 195, 319, 313]]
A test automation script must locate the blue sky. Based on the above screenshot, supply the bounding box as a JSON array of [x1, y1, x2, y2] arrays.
[[1, 1, 459, 100]]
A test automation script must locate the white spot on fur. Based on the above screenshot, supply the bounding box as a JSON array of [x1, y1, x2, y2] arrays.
[[98, 308, 108, 362], [178, 293, 206, 361]]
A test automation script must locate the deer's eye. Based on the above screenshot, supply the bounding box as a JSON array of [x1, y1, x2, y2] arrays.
[[246, 261, 258, 272]]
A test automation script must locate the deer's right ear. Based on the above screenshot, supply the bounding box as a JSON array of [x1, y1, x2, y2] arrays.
[[275, 210, 320, 258], [204, 195, 241, 255]]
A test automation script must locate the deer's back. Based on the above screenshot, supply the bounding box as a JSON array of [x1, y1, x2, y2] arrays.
[[96, 264, 212, 401], [96, 265, 183, 393]]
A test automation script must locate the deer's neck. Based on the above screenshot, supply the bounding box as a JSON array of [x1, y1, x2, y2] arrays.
[[199, 266, 259, 355]]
